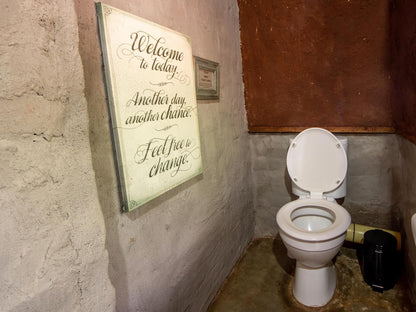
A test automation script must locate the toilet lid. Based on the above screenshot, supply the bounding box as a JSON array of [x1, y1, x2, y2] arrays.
[[287, 128, 347, 194]]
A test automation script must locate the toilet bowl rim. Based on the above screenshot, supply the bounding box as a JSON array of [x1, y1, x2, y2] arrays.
[[276, 198, 351, 242]]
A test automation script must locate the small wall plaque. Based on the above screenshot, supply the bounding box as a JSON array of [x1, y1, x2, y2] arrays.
[[194, 56, 220, 101]]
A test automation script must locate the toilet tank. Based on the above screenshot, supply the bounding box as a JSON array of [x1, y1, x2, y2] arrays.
[[289, 136, 348, 199]]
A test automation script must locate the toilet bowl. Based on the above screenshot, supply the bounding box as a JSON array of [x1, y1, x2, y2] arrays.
[[276, 128, 351, 307]]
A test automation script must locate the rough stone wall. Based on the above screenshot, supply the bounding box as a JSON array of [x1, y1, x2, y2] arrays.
[[343, 135, 402, 229], [74, 0, 253, 311], [0, 1, 115, 311], [251, 131, 416, 304], [251, 134, 402, 237], [249, 134, 293, 237]]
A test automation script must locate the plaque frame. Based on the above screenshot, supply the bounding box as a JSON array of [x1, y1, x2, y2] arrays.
[[194, 56, 220, 101]]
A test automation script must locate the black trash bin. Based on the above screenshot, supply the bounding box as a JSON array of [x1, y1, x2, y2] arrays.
[[362, 229, 398, 292]]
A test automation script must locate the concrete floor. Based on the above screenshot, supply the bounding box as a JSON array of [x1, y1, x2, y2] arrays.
[[208, 238, 413, 312]]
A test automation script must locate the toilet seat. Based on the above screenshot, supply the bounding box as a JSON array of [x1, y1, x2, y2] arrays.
[[278, 128, 350, 243], [277, 198, 351, 242], [287, 128, 347, 197]]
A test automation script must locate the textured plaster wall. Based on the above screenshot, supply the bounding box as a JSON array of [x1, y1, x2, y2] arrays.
[[251, 134, 401, 238], [397, 137, 416, 305], [74, 0, 253, 312], [0, 1, 115, 311], [0, 0, 252, 311]]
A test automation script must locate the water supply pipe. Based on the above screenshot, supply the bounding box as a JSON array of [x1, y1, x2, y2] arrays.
[[345, 223, 401, 250]]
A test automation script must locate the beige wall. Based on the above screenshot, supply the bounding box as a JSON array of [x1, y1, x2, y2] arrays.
[[1, 0, 253, 311], [75, 0, 254, 311], [0, 0, 115, 311]]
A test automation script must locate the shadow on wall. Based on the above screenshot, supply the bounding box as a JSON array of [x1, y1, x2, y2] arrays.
[[72, 0, 134, 308]]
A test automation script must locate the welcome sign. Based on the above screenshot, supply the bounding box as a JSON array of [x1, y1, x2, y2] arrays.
[[96, 3, 202, 211]]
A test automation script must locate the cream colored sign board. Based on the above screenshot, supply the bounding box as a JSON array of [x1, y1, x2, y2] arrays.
[[96, 3, 202, 211]]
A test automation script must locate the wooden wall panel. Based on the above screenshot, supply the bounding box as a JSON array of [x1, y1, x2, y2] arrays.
[[391, 0, 416, 143], [238, 0, 394, 133]]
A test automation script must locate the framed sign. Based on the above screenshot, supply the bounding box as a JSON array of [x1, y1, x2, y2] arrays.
[[96, 3, 202, 211], [194, 56, 220, 101]]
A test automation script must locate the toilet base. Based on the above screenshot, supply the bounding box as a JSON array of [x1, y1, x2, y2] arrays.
[[292, 261, 336, 307]]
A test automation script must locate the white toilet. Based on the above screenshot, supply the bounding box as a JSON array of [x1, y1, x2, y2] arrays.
[[276, 128, 351, 307]]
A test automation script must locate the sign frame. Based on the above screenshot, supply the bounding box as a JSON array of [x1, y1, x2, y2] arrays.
[[96, 3, 203, 211]]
